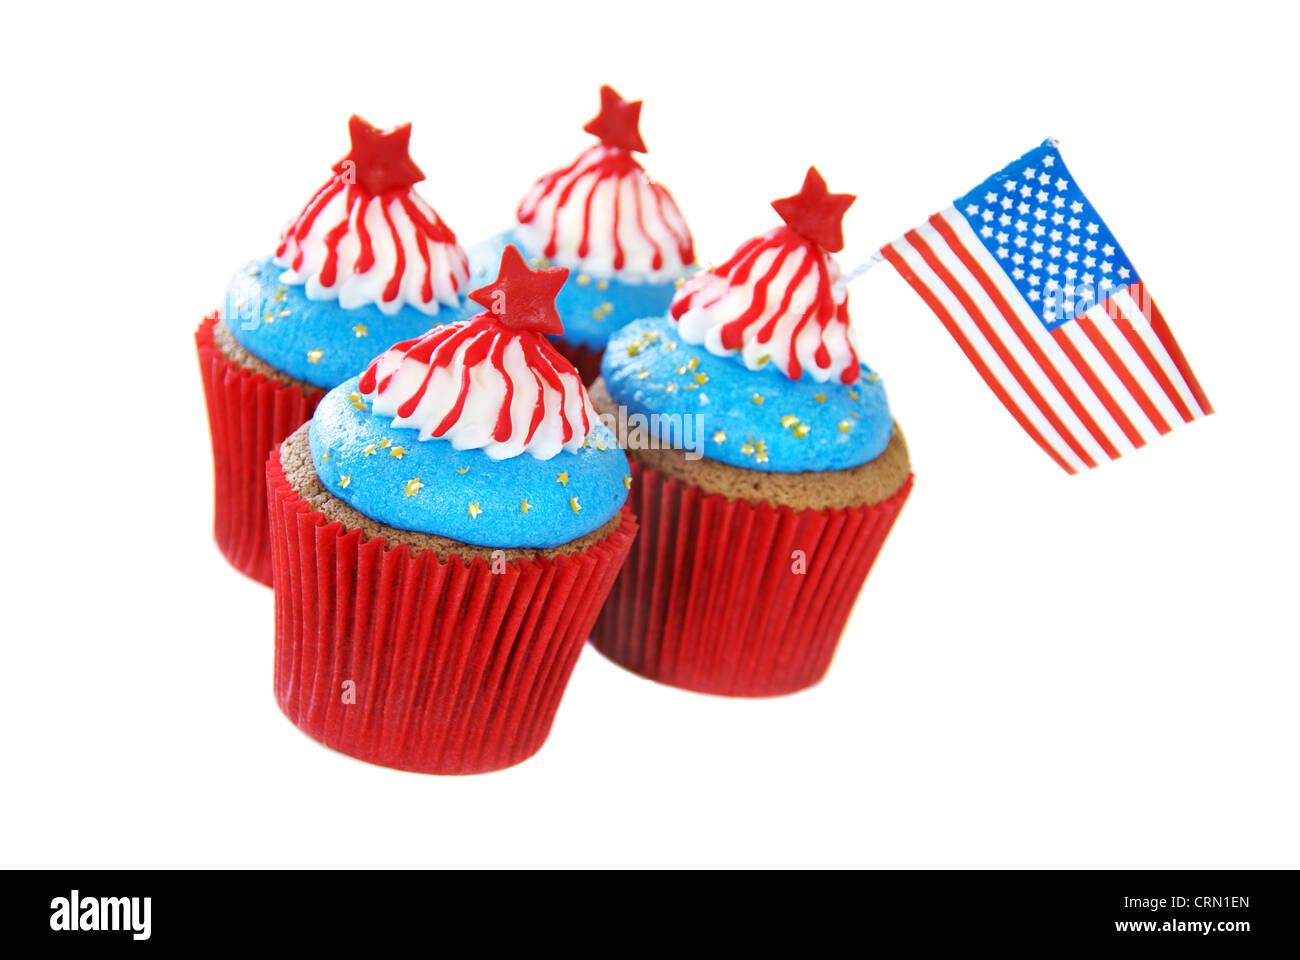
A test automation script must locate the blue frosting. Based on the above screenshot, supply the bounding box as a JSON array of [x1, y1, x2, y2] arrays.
[[600, 314, 894, 473], [308, 376, 630, 548], [225, 256, 480, 389], [467, 229, 691, 350]]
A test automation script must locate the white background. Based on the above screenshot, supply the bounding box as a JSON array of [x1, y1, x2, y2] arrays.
[[2, 0, 1296, 869]]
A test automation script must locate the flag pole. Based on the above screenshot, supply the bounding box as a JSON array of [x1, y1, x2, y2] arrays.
[[832, 250, 884, 294]]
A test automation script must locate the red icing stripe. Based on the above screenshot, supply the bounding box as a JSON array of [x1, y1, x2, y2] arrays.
[[669, 227, 860, 385], [280, 178, 345, 268], [522, 146, 687, 273], [278, 174, 462, 308], [359, 314, 592, 451]]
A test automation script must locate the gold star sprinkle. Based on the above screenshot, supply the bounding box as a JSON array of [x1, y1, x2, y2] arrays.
[[684, 383, 698, 390], [751, 394, 765, 405], [793, 423, 811, 439], [626, 344, 641, 357], [388, 446, 406, 459], [570, 496, 582, 513], [338, 474, 351, 488], [556, 472, 569, 486], [263, 312, 274, 324], [363, 444, 378, 457], [642, 331, 661, 344], [713, 431, 727, 444], [274, 286, 287, 301], [814, 393, 827, 404], [664, 383, 677, 394], [353, 323, 368, 337], [838, 420, 853, 433], [467, 502, 483, 519], [403, 479, 423, 497], [378, 438, 391, 448], [635, 368, 650, 380], [278, 309, 290, 318], [688, 356, 699, 371], [694, 372, 709, 385], [596, 279, 608, 291], [348, 392, 366, 410], [755, 354, 771, 368], [664, 341, 677, 351], [676, 364, 687, 375], [780, 414, 800, 429], [849, 389, 860, 400], [530, 256, 550, 268], [307, 349, 323, 364], [741, 440, 755, 456], [456, 466, 470, 474], [674, 277, 685, 289], [321, 451, 330, 462], [594, 438, 607, 451], [623, 475, 632, 489], [867, 372, 880, 383], [576, 274, 590, 286]]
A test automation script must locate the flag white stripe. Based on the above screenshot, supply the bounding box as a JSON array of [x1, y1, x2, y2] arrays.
[[938, 210, 1135, 459], [1111, 287, 1205, 419], [1067, 315, 1162, 445], [894, 233, 1089, 471], [1086, 300, 1184, 431], [916, 215, 1108, 466]]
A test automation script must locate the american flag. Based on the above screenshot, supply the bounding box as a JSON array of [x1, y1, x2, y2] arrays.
[[881, 139, 1211, 473]]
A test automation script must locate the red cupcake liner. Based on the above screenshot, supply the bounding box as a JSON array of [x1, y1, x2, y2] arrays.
[[549, 338, 605, 385], [196, 313, 324, 585], [266, 454, 638, 774], [591, 461, 913, 697]]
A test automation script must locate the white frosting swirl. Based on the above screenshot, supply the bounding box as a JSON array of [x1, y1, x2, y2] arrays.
[[671, 227, 862, 385], [358, 317, 595, 460], [275, 179, 470, 316], [516, 145, 693, 282]]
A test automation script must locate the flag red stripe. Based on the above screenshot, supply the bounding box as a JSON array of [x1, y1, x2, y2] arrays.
[[1127, 283, 1213, 416], [1108, 295, 1195, 424], [905, 229, 1096, 468], [882, 242, 1077, 474], [928, 214, 1121, 461], [1075, 312, 1171, 435], [1050, 326, 1146, 450]]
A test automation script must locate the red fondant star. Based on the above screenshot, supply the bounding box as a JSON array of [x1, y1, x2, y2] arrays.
[[771, 167, 856, 253], [470, 245, 570, 335], [332, 115, 425, 195], [582, 84, 647, 153]]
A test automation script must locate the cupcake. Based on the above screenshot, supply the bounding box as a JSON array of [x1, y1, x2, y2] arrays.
[[266, 245, 637, 774], [471, 85, 696, 383], [196, 115, 479, 585], [589, 168, 913, 697]]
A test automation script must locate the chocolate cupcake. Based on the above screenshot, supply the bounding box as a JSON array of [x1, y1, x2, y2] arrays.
[[589, 168, 913, 697], [197, 115, 478, 584], [267, 246, 637, 773], [471, 86, 695, 383]]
